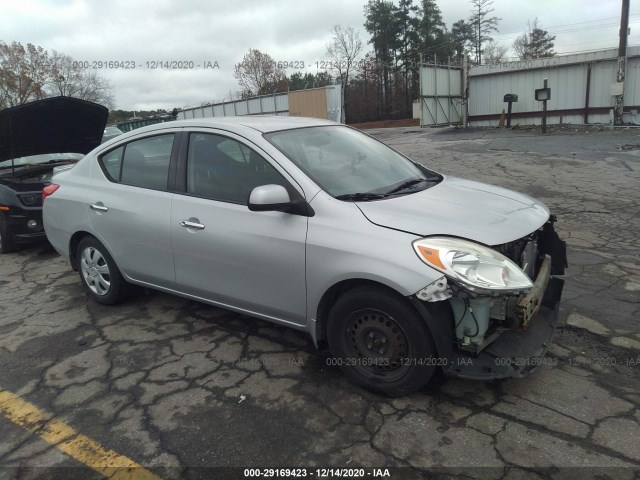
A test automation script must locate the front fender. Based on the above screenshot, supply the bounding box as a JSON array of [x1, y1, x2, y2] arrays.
[[305, 194, 444, 340]]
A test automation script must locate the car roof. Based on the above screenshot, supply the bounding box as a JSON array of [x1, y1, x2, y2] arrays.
[[127, 115, 340, 135]]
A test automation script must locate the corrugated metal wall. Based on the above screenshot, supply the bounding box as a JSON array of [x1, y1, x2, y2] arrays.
[[178, 93, 289, 120], [468, 47, 640, 126], [419, 64, 463, 126], [324, 85, 344, 122], [177, 85, 343, 122]]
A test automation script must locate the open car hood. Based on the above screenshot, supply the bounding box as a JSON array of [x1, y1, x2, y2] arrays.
[[0, 97, 108, 163], [356, 176, 550, 246]]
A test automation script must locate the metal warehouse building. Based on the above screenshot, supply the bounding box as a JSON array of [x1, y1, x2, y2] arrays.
[[177, 84, 344, 124], [417, 46, 640, 127]]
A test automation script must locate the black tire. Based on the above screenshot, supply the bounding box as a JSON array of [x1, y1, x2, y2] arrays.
[[0, 215, 18, 254], [76, 236, 130, 305], [327, 286, 438, 397]]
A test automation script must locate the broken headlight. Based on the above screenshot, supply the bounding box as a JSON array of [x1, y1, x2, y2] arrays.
[[412, 237, 534, 293]]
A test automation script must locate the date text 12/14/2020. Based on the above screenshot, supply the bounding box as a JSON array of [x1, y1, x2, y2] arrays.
[[71, 60, 220, 70]]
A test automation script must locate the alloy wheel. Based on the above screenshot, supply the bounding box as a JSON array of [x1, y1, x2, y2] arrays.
[[80, 246, 111, 295]]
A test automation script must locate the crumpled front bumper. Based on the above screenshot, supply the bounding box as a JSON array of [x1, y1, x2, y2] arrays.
[[408, 216, 567, 381], [444, 276, 565, 380]]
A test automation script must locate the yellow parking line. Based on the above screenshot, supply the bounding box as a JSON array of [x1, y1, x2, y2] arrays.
[[0, 389, 163, 480]]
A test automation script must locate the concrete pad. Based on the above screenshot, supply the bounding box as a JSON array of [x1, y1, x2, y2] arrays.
[[373, 412, 502, 469], [566, 313, 610, 336], [610, 336, 640, 350], [496, 422, 635, 468], [502, 368, 632, 425], [466, 413, 506, 435], [592, 418, 640, 462], [492, 395, 590, 437]]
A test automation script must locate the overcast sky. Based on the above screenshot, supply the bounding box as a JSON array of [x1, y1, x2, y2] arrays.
[[2, 0, 638, 111]]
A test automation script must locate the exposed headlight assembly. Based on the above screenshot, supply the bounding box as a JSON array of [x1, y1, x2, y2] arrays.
[[413, 237, 533, 293]]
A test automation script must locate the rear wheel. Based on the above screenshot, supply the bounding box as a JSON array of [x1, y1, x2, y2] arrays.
[[327, 286, 437, 396], [0, 215, 18, 254], [77, 236, 130, 305]]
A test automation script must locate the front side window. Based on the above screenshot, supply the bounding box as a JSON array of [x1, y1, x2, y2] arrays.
[[99, 134, 174, 190], [186, 133, 286, 204], [265, 126, 441, 200]]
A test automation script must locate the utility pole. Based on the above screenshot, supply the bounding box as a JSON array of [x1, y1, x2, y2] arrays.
[[614, 0, 630, 125]]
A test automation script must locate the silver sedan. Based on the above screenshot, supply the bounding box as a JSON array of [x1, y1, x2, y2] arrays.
[[43, 116, 566, 396]]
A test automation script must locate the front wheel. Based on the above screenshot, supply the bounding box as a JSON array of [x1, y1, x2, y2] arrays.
[[327, 286, 438, 396], [77, 236, 130, 305]]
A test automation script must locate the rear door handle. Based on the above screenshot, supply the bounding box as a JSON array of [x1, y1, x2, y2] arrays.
[[90, 203, 108, 212], [180, 219, 205, 230]]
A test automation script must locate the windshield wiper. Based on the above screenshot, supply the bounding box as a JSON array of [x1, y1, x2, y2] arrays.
[[334, 192, 389, 201], [385, 176, 440, 195], [385, 178, 428, 195]]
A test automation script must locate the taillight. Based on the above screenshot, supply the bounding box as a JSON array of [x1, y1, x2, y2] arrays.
[[42, 184, 60, 203]]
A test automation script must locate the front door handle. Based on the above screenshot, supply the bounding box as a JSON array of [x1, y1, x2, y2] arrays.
[[90, 203, 108, 212], [180, 218, 205, 230]]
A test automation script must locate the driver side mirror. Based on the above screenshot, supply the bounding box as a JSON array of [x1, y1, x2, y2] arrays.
[[248, 184, 291, 212]]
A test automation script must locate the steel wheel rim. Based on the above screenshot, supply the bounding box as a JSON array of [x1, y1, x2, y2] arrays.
[[80, 247, 111, 296], [340, 308, 412, 382]]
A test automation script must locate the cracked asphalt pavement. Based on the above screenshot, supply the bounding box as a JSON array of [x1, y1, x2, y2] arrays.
[[1, 126, 639, 479]]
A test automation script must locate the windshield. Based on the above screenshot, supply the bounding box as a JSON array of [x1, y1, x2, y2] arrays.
[[264, 126, 440, 199], [0, 153, 84, 170]]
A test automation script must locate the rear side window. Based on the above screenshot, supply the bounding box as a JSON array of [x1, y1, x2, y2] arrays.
[[98, 134, 174, 191], [101, 146, 123, 180]]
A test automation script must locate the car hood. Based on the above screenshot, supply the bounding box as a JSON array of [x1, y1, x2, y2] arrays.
[[0, 97, 108, 163], [356, 176, 550, 245]]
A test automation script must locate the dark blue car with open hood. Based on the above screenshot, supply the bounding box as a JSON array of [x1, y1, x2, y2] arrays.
[[0, 97, 108, 253]]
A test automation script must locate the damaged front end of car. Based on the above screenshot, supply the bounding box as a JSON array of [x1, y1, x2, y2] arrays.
[[412, 216, 567, 379]]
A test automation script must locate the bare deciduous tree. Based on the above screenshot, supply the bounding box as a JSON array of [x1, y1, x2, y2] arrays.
[[482, 39, 508, 64], [326, 25, 362, 122], [48, 51, 83, 97], [469, 0, 501, 65], [513, 18, 556, 60], [49, 51, 114, 108], [326, 25, 362, 89], [513, 35, 527, 60], [0, 42, 50, 108], [73, 71, 114, 108], [233, 49, 287, 97], [0, 41, 115, 109]]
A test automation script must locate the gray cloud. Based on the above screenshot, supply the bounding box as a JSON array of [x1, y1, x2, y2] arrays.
[[1, 0, 637, 110]]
